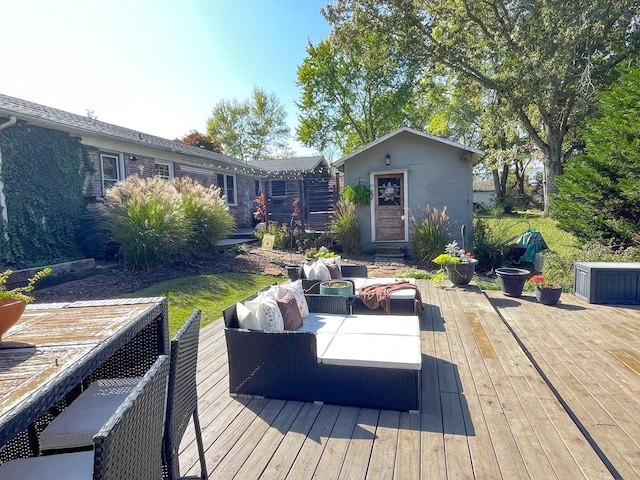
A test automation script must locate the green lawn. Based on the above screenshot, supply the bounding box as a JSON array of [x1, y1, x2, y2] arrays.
[[123, 273, 284, 335], [478, 211, 580, 257]]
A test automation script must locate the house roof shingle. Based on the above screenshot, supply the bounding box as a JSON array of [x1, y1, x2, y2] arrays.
[[0, 93, 325, 177]]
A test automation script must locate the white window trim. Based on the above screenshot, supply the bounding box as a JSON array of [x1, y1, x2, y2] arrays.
[[154, 160, 174, 179], [220, 173, 237, 206], [100, 153, 124, 195]]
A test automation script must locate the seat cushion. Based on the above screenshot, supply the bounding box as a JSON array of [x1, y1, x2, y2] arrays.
[[296, 313, 346, 334], [319, 334, 422, 370], [0, 451, 93, 479], [39, 378, 139, 451], [338, 315, 420, 336], [314, 333, 335, 358]]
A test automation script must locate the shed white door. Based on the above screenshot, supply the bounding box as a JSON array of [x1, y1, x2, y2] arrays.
[[374, 173, 405, 241]]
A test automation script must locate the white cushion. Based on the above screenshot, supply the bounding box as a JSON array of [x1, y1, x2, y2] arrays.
[[320, 255, 341, 268], [297, 313, 346, 334], [236, 302, 260, 330], [314, 333, 335, 358], [255, 294, 284, 332], [319, 334, 422, 370], [313, 260, 331, 281], [39, 378, 139, 450], [302, 263, 317, 280], [0, 451, 94, 479], [278, 280, 309, 318], [338, 315, 420, 336]]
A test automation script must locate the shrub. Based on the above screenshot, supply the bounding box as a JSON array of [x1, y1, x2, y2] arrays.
[[410, 205, 451, 267], [330, 200, 361, 254], [342, 183, 372, 205], [472, 217, 507, 272], [173, 177, 235, 256], [254, 221, 292, 250], [104, 175, 234, 271]]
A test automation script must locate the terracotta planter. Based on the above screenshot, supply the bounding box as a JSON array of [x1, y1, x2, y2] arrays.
[[535, 286, 562, 305], [0, 298, 26, 341], [495, 267, 530, 297], [445, 260, 477, 286], [319, 281, 353, 298]]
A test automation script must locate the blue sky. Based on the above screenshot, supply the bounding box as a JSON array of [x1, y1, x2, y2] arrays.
[[2, 0, 330, 155]]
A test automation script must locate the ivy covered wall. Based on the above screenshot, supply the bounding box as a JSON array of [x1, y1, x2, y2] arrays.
[[0, 121, 94, 267]]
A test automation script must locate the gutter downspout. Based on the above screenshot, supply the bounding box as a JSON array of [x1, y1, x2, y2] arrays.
[[0, 115, 17, 245]]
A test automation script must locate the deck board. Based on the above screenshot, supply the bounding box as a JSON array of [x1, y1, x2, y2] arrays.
[[177, 281, 640, 479]]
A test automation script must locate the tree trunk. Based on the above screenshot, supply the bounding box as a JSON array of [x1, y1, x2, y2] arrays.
[[544, 134, 564, 216]]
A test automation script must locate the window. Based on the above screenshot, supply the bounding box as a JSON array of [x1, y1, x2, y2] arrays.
[[216, 173, 237, 205], [270, 180, 286, 197], [100, 153, 122, 193], [154, 161, 173, 179]]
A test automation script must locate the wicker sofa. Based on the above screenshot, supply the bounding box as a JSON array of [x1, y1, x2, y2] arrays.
[[223, 292, 421, 411], [297, 264, 421, 315]]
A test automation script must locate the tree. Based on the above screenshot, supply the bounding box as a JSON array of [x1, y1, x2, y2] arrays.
[[174, 130, 222, 153], [296, 31, 421, 154], [207, 87, 290, 161], [551, 66, 640, 247], [323, 0, 640, 213]]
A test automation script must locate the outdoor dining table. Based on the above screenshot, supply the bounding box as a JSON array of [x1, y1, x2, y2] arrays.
[[0, 297, 169, 462]]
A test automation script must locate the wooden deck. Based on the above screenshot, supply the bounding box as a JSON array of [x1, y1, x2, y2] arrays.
[[177, 281, 640, 479]]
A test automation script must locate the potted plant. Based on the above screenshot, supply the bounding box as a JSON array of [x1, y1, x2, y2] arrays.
[[527, 274, 562, 305], [495, 266, 531, 297], [432, 241, 478, 286], [0, 267, 51, 340], [343, 184, 372, 206], [319, 280, 353, 298]]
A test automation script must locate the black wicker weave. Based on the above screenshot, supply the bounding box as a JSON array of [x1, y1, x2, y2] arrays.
[[224, 289, 420, 411], [0, 355, 169, 479], [163, 310, 207, 480], [0, 298, 169, 462]]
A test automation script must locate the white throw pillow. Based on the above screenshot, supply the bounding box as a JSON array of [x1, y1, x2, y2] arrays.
[[236, 302, 260, 330], [256, 294, 284, 332], [302, 263, 317, 280], [314, 260, 331, 281], [321, 256, 341, 269], [278, 280, 310, 318]]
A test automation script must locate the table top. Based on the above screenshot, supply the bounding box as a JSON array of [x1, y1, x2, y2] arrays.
[[0, 297, 168, 443]]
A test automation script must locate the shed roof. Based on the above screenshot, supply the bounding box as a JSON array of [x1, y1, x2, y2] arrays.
[[332, 126, 484, 167], [473, 180, 496, 192]]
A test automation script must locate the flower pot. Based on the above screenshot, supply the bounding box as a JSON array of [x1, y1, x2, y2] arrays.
[[495, 267, 530, 297], [0, 298, 26, 341], [285, 266, 300, 282], [319, 281, 353, 298], [445, 260, 477, 286], [535, 286, 562, 305]]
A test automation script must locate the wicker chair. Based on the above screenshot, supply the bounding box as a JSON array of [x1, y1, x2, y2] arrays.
[[0, 355, 169, 480], [39, 310, 207, 480]]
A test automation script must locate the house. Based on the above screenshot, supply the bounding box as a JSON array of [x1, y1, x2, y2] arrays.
[[333, 127, 484, 255], [0, 93, 332, 235], [473, 180, 496, 210], [247, 157, 336, 229]]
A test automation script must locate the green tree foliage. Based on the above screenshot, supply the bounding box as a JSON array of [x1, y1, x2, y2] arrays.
[[296, 31, 421, 154], [207, 87, 290, 161], [174, 130, 223, 153], [323, 1, 640, 212], [552, 66, 640, 247]]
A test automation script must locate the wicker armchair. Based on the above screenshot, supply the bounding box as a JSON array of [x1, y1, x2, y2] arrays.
[[39, 311, 207, 480], [0, 355, 169, 479]]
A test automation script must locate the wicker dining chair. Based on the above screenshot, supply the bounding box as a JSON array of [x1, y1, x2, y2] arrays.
[[0, 355, 169, 480], [39, 310, 207, 480]]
